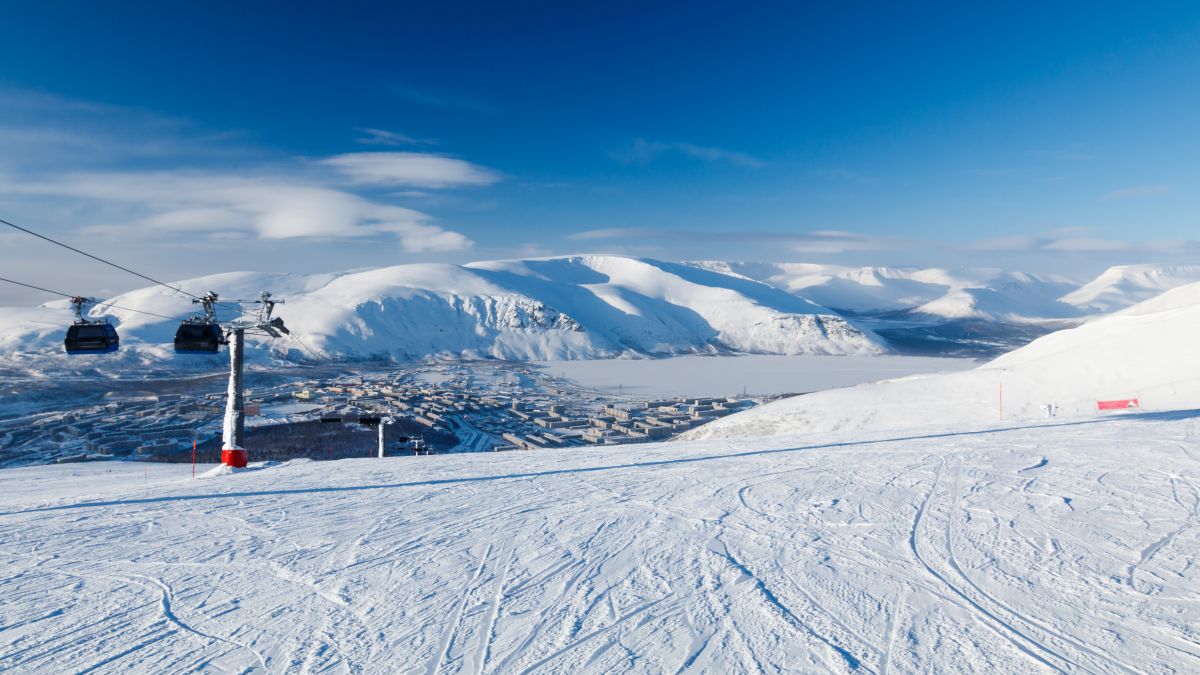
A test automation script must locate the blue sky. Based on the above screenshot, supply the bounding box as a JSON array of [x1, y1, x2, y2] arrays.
[[2, 1, 1200, 302]]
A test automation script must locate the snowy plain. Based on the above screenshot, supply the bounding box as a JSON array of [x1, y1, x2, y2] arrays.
[[1, 412, 1198, 673]]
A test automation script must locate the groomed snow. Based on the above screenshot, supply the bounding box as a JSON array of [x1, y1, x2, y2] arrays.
[[1, 413, 1197, 672]]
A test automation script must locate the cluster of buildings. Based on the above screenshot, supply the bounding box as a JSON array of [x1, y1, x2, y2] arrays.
[[0, 361, 760, 467], [581, 397, 750, 445], [278, 365, 757, 453], [0, 392, 225, 465]]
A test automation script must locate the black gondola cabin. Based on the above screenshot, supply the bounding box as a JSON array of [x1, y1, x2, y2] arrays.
[[64, 323, 119, 355], [174, 321, 224, 354]]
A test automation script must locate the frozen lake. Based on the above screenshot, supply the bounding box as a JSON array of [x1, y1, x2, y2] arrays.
[[537, 354, 978, 397]]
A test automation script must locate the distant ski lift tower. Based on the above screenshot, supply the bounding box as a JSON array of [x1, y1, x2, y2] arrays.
[[377, 417, 393, 459], [220, 291, 289, 468]]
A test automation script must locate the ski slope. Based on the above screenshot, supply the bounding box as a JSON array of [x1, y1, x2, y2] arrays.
[[690, 281, 1200, 441], [2, 411, 1198, 673]]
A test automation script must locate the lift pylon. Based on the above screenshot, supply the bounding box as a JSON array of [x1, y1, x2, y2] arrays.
[[220, 291, 288, 468]]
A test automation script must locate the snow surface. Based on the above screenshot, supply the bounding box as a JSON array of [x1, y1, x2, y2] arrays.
[[1, 413, 1198, 672], [0, 256, 880, 364], [689, 280, 1200, 441]]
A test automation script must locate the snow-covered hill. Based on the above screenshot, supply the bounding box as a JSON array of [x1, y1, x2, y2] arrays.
[[0, 256, 882, 363], [688, 280, 1200, 440], [687, 261, 1083, 320], [1060, 263, 1200, 314]]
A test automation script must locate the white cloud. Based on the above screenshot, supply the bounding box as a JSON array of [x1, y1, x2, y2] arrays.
[[353, 128, 437, 146], [568, 227, 902, 253], [964, 235, 1046, 252], [0, 171, 473, 251], [613, 139, 765, 168], [568, 227, 646, 241], [1104, 184, 1173, 200], [1042, 237, 1133, 253], [387, 83, 498, 115], [321, 152, 502, 188], [960, 229, 1200, 257], [789, 230, 903, 253]]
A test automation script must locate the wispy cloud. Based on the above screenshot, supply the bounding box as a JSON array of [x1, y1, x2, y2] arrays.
[[1104, 183, 1173, 200], [0, 86, 494, 253], [1042, 237, 1132, 253], [0, 86, 253, 168], [354, 127, 437, 147], [961, 228, 1200, 256], [612, 139, 765, 168], [806, 168, 877, 184], [387, 83, 497, 115], [1027, 148, 1095, 161], [321, 152, 501, 189], [0, 170, 472, 251], [569, 227, 902, 253]]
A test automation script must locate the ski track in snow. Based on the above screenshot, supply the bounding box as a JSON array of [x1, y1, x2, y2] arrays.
[[1, 415, 1199, 673]]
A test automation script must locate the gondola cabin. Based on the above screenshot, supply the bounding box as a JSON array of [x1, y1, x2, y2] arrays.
[[64, 323, 120, 355], [174, 321, 224, 354]]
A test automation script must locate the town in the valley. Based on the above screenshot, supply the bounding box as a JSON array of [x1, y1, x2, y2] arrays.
[[0, 361, 762, 468]]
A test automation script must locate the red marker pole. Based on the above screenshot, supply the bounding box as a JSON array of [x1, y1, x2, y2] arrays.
[[192, 439, 197, 478]]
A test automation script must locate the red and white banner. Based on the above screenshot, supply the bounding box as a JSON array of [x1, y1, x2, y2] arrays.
[[1097, 398, 1139, 411]]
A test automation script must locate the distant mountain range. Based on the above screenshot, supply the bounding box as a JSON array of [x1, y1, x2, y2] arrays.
[[689, 261, 1200, 321], [2, 256, 1199, 364]]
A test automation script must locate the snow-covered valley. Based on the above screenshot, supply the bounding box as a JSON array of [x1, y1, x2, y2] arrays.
[[1, 411, 1197, 673], [3, 266, 1200, 673]]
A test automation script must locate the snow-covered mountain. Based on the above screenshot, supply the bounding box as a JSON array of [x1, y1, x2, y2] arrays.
[[1059, 263, 1200, 314], [687, 261, 1083, 321], [687, 279, 1200, 440], [0, 255, 883, 362], [691, 261, 1200, 321], [7, 257, 1200, 365]]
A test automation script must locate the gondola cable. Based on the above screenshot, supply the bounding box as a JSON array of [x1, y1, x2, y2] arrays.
[[0, 216, 203, 301], [0, 276, 184, 321]]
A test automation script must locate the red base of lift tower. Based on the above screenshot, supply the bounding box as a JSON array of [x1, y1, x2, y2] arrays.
[[221, 448, 248, 468]]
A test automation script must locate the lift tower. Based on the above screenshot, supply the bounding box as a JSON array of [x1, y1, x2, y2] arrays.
[[220, 291, 290, 468]]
